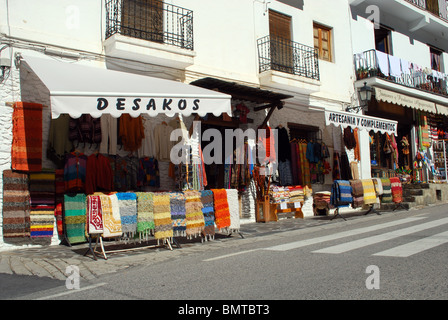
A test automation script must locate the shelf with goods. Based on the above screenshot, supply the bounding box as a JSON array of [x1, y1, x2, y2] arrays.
[[432, 140, 448, 182]]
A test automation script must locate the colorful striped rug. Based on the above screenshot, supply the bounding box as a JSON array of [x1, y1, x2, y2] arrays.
[[64, 193, 87, 244], [212, 189, 231, 231], [136, 192, 155, 236], [226, 189, 240, 233], [29, 171, 55, 238], [350, 179, 364, 208], [54, 169, 64, 236], [100, 193, 122, 238], [2, 170, 30, 238], [361, 179, 377, 205], [170, 192, 187, 237], [390, 177, 403, 204], [200, 190, 215, 239], [116, 192, 138, 237], [380, 178, 393, 203], [330, 180, 352, 208], [184, 190, 205, 238], [11, 102, 43, 172], [153, 193, 173, 240]]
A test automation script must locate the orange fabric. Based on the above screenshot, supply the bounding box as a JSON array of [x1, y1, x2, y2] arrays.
[[119, 114, 145, 152], [11, 102, 43, 172], [354, 128, 360, 161]]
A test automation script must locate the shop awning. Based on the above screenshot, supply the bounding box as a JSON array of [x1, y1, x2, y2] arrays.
[[436, 104, 448, 116], [375, 87, 436, 114], [20, 55, 232, 119], [325, 110, 397, 136]]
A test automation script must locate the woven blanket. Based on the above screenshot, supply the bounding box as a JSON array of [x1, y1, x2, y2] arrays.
[[2, 170, 30, 238], [390, 177, 403, 203], [116, 192, 137, 236], [350, 179, 364, 208], [226, 189, 240, 233], [380, 178, 393, 203], [289, 186, 305, 203], [330, 180, 352, 208], [100, 194, 122, 238], [153, 193, 173, 240], [136, 192, 155, 235], [362, 179, 377, 205], [64, 193, 87, 244], [201, 190, 215, 238], [29, 172, 55, 237], [11, 102, 43, 172], [184, 190, 205, 238], [87, 195, 103, 234], [372, 178, 383, 196], [212, 189, 231, 230], [169, 192, 187, 237]]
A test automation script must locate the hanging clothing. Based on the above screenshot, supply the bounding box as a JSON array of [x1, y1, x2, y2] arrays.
[[64, 151, 87, 192], [48, 114, 73, 167], [154, 122, 175, 161], [85, 153, 114, 195], [276, 126, 291, 162], [353, 128, 360, 161], [343, 127, 356, 150], [119, 114, 145, 152], [69, 115, 102, 146], [138, 157, 160, 188], [99, 114, 118, 155]]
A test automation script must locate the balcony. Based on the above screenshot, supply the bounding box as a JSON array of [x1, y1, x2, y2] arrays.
[[257, 36, 320, 94], [104, 0, 195, 69], [405, 0, 448, 21], [354, 49, 448, 104]]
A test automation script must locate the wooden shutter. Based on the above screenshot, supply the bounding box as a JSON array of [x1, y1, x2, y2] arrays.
[[121, 0, 164, 43], [426, 0, 440, 15], [269, 10, 293, 73], [314, 23, 332, 61]]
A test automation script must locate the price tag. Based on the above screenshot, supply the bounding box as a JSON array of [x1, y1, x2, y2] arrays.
[[280, 202, 287, 210], [294, 202, 301, 208]]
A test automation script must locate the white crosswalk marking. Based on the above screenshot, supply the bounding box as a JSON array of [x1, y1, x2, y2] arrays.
[[312, 217, 448, 254], [265, 217, 424, 252], [372, 230, 448, 257]]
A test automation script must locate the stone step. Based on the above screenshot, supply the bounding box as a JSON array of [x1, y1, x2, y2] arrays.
[[403, 196, 416, 203], [404, 189, 424, 196], [379, 202, 410, 211], [402, 183, 430, 189]]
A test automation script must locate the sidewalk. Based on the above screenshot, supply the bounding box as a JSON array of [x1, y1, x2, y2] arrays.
[[0, 205, 425, 281]]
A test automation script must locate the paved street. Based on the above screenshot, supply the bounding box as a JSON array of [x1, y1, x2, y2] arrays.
[[1, 203, 448, 303]]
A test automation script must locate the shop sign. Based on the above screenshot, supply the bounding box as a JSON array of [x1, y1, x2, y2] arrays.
[[325, 110, 397, 136]]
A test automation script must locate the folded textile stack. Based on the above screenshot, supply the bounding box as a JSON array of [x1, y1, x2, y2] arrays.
[[153, 193, 173, 240], [64, 193, 87, 244], [136, 192, 155, 237], [116, 192, 138, 238], [226, 189, 240, 233], [29, 171, 55, 238], [389, 177, 403, 204], [362, 179, 377, 205], [330, 180, 352, 208], [313, 191, 331, 209], [100, 193, 123, 238], [380, 178, 393, 203], [2, 170, 30, 238], [200, 190, 215, 239], [212, 189, 231, 231], [184, 190, 205, 238], [269, 186, 290, 204], [170, 192, 187, 237], [289, 186, 305, 203], [350, 179, 364, 208]]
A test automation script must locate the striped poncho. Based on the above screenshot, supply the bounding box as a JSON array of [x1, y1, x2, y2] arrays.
[[380, 178, 393, 203], [350, 179, 364, 208], [362, 179, 377, 205], [389, 177, 403, 204], [200, 190, 215, 239]]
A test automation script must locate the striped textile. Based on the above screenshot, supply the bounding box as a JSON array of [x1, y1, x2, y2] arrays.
[[184, 190, 205, 238], [380, 178, 393, 203], [212, 189, 231, 231], [390, 177, 403, 204], [100, 193, 122, 238], [362, 179, 377, 205], [54, 169, 64, 236], [86, 195, 103, 234], [350, 179, 364, 208], [372, 178, 383, 196], [170, 192, 187, 237], [136, 192, 155, 235], [11, 102, 43, 172], [200, 190, 215, 238], [116, 192, 138, 236], [2, 170, 30, 238], [153, 193, 173, 240], [64, 193, 87, 244], [29, 171, 55, 238], [226, 189, 240, 233], [330, 180, 352, 208]]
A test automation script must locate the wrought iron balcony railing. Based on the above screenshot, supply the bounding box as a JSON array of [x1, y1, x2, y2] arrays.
[[257, 36, 320, 81], [105, 0, 194, 50], [404, 0, 448, 21], [354, 49, 448, 98]]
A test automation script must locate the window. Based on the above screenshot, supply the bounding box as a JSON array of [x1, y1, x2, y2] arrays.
[[121, 0, 164, 43], [374, 25, 392, 54], [430, 46, 443, 72], [313, 23, 332, 62], [269, 10, 293, 73]]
